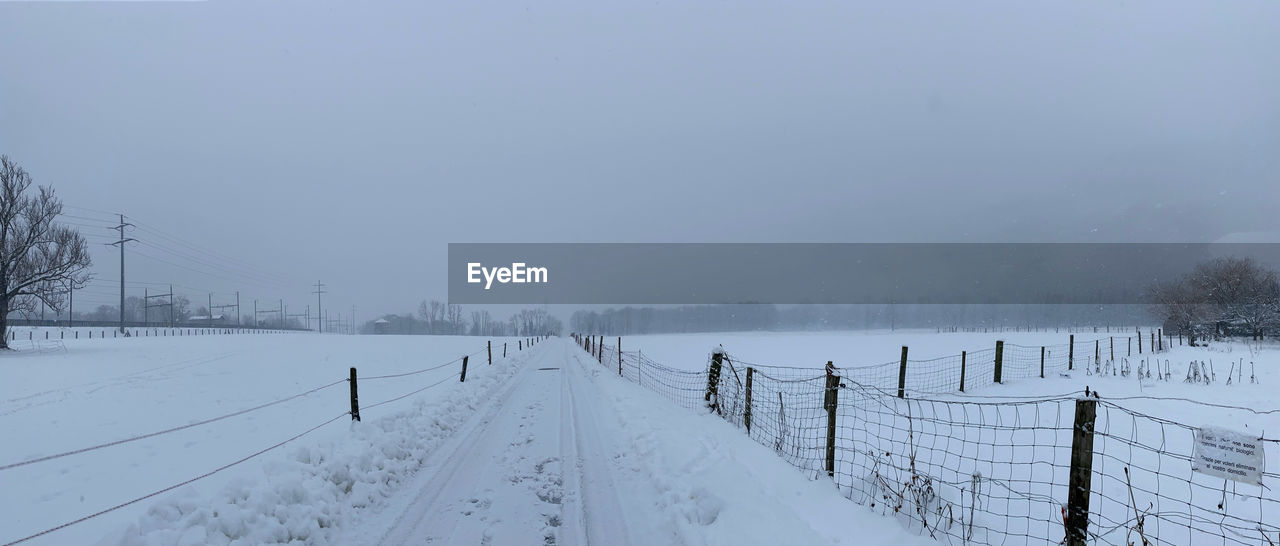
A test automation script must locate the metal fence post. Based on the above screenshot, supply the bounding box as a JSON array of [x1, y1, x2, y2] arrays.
[[824, 372, 839, 478], [744, 366, 754, 435], [994, 340, 1004, 383], [1069, 334, 1075, 370], [897, 346, 908, 398], [460, 356, 469, 382], [349, 367, 361, 422]]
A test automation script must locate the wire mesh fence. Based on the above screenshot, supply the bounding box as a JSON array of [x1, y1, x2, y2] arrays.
[[575, 334, 1278, 546]]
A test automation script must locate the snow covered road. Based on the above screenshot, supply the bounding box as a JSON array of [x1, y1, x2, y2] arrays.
[[347, 338, 931, 546]]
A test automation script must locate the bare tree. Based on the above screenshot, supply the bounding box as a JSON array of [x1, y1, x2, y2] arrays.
[[446, 303, 465, 334], [1189, 257, 1279, 340], [1148, 278, 1212, 345], [0, 156, 92, 348]]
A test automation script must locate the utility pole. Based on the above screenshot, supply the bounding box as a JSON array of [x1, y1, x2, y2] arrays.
[[254, 299, 257, 328], [280, 299, 284, 328], [108, 214, 135, 333], [312, 281, 326, 333], [351, 305, 356, 335]]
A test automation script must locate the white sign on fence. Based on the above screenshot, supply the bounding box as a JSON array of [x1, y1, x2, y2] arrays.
[[1192, 426, 1265, 485]]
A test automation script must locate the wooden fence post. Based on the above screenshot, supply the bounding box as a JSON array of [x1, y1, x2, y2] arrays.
[[349, 367, 361, 422], [460, 356, 469, 382], [1067, 398, 1097, 546], [994, 341, 1004, 383], [504, 343, 507, 357], [706, 350, 724, 411], [744, 367, 754, 435], [618, 337, 623, 375], [824, 372, 839, 478], [1110, 337, 1114, 361], [959, 351, 967, 392], [1094, 340, 1099, 366], [1068, 334, 1074, 370], [1138, 329, 1142, 354], [520, 339, 523, 351], [897, 346, 908, 398], [1040, 346, 1045, 378], [488, 340, 492, 365], [1157, 329, 1163, 351]]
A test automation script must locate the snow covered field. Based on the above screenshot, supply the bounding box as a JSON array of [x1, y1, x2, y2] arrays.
[[1, 333, 521, 545], [4, 330, 1276, 545]]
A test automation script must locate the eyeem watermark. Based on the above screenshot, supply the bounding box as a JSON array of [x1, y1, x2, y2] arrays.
[[467, 262, 549, 290]]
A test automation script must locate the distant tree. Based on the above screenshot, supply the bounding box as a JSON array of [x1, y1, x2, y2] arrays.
[[447, 303, 465, 334], [173, 295, 192, 322], [1148, 278, 1212, 345], [0, 156, 92, 348], [1189, 257, 1280, 340]]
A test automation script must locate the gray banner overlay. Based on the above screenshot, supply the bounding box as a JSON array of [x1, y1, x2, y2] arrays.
[[448, 243, 1280, 304]]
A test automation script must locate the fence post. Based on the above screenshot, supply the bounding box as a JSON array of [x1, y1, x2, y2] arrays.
[[1068, 334, 1074, 370], [994, 340, 1004, 383], [1128, 336, 1132, 356], [504, 342, 507, 357], [520, 339, 523, 351], [618, 337, 623, 375], [959, 350, 967, 392], [1138, 329, 1142, 354], [897, 346, 908, 398], [824, 371, 839, 478], [1041, 346, 1045, 378], [1095, 340, 1099, 366], [488, 340, 492, 365], [744, 366, 754, 435], [1157, 329, 1163, 351], [706, 350, 724, 410], [1067, 398, 1097, 546], [1110, 337, 1114, 361], [460, 356, 469, 382], [349, 367, 361, 422]]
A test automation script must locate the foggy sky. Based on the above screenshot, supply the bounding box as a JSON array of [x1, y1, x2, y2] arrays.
[[1, 1, 1277, 319]]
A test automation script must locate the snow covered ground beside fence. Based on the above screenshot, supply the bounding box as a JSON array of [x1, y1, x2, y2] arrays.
[[1, 334, 521, 546]]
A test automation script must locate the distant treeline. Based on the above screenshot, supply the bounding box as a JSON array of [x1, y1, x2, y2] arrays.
[[569, 304, 1154, 335], [359, 300, 562, 336]]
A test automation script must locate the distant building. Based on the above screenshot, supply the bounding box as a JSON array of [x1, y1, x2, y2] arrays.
[[373, 318, 390, 334]]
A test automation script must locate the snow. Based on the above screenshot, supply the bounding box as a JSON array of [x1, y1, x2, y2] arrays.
[[3, 330, 1276, 545], [1, 333, 521, 546], [624, 330, 1280, 545]]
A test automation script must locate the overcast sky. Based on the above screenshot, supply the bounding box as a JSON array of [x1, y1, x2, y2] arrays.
[[1, 0, 1277, 320]]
